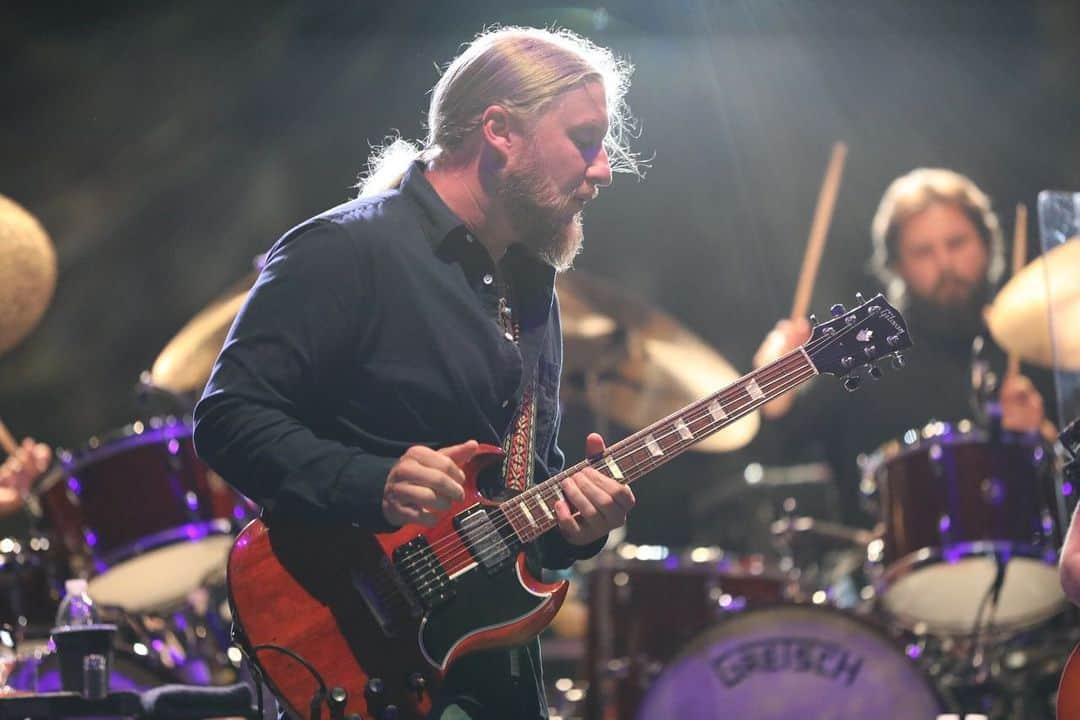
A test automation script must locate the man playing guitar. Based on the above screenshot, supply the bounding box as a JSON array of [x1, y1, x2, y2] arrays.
[[194, 26, 639, 720]]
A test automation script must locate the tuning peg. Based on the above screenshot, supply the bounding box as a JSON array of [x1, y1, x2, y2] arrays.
[[830, 303, 846, 318], [855, 292, 865, 305], [843, 374, 862, 392], [809, 313, 818, 327], [891, 352, 905, 370], [868, 364, 882, 380]]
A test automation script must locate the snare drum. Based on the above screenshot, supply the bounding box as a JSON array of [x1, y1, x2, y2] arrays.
[[36, 418, 255, 613], [863, 420, 1065, 635], [585, 547, 792, 719], [637, 605, 942, 719]]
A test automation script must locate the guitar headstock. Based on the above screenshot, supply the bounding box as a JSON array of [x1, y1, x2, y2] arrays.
[[804, 293, 912, 390]]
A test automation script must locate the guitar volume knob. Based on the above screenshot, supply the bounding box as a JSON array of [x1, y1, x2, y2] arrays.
[[408, 672, 427, 697], [365, 677, 385, 699]]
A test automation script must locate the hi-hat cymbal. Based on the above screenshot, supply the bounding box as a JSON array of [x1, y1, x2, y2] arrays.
[[985, 239, 1080, 370], [0, 195, 56, 356], [149, 272, 257, 394], [558, 272, 758, 452]]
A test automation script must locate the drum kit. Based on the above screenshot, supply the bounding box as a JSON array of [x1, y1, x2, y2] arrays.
[[1, 191, 1078, 719], [545, 254, 1080, 718], [0, 198, 256, 695]]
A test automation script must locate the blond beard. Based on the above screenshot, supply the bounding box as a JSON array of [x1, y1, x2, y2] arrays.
[[498, 150, 585, 272]]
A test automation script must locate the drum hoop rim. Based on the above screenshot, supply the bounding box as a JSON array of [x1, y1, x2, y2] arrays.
[[874, 540, 1064, 633], [87, 519, 234, 572], [861, 419, 1043, 474], [586, 551, 794, 582], [34, 417, 194, 495]]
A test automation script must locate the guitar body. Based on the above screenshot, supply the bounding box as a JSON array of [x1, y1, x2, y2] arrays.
[[1059, 643, 1080, 719], [227, 444, 567, 720]]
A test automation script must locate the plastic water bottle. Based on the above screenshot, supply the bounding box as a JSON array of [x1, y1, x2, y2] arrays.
[[54, 579, 99, 630]]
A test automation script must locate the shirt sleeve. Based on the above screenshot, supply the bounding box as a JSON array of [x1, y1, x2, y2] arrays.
[[193, 220, 398, 532], [535, 322, 607, 569]]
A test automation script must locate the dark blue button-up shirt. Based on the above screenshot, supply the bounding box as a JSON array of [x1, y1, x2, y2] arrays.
[[193, 161, 602, 718]]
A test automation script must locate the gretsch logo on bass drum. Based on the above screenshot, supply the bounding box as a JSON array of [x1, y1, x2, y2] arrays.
[[711, 636, 865, 688]]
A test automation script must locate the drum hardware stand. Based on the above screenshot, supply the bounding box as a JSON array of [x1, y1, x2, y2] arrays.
[[1062, 417, 1080, 479]]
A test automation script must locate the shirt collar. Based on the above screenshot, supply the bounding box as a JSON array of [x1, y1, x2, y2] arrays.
[[400, 159, 558, 317], [399, 160, 466, 250]]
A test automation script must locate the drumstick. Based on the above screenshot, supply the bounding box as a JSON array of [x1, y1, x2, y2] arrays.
[[791, 142, 848, 321], [1007, 203, 1027, 378], [0, 418, 18, 456]]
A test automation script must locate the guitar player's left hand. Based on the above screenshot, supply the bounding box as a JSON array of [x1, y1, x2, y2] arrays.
[[555, 433, 635, 546]]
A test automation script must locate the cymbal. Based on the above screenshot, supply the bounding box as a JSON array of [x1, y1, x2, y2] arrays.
[[149, 272, 256, 393], [985, 239, 1080, 370], [0, 195, 56, 356], [558, 271, 758, 452]]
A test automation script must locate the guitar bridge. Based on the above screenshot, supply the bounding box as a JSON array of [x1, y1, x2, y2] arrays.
[[394, 536, 455, 610]]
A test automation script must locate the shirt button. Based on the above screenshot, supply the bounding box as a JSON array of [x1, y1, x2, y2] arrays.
[[501, 399, 510, 408], [482, 273, 494, 285]]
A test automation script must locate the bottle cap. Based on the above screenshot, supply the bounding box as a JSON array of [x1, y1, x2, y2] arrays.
[[64, 578, 89, 596]]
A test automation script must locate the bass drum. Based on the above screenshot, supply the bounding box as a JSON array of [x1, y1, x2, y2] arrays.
[[637, 605, 941, 720]]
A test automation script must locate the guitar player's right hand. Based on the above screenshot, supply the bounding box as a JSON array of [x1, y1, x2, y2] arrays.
[[382, 440, 477, 527], [753, 317, 811, 420]]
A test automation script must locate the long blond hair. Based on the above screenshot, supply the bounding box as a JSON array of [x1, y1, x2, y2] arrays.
[[357, 26, 640, 198]]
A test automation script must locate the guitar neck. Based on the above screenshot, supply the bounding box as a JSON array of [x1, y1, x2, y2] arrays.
[[499, 346, 819, 543]]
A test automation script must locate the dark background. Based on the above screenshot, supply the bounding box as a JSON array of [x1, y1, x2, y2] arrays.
[[3, 1, 1079, 542]]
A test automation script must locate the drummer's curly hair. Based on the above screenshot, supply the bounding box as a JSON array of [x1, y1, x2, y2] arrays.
[[869, 168, 1005, 301]]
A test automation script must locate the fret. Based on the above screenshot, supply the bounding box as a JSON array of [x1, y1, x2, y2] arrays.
[[707, 399, 727, 421], [604, 455, 624, 480], [536, 492, 554, 520], [745, 378, 765, 401], [518, 500, 535, 528], [504, 504, 528, 538], [674, 418, 693, 441]]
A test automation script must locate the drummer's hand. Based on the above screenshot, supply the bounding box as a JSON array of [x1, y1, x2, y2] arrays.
[[382, 440, 476, 527], [0, 437, 52, 516], [556, 433, 635, 546], [999, 374, 1045, 434], [753, 318, 812, 420]]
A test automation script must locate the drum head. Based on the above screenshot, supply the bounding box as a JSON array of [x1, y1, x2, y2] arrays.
[[87, 535, 234, 613], [881, 554, 1064, 635], [637, 605, 941, 720]]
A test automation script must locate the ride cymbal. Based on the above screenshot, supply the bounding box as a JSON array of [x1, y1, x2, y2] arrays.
[[558, 271, 758, 452], [986, 239, 1080, 370], [149, 272, 256, 394]]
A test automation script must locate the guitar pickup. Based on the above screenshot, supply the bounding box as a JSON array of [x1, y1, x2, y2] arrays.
[[456, 506, 512, 573]]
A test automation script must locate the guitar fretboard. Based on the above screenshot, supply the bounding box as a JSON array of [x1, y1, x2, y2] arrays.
[[499, 347, 818, 543]]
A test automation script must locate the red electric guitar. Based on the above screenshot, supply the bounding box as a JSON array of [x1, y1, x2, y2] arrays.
[[226, 294, 911, 719], [1060, 645, 1080, 718]]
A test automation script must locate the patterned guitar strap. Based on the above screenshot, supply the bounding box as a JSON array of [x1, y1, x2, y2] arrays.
[[496, 271, 538, 493]]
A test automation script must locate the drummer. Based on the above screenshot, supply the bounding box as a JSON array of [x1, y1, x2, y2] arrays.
[[0, 436, 51, 534], [752, 167, 1050, 526]]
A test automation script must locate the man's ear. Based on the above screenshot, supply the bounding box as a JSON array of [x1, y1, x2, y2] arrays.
[[480, 105, 521, 164]]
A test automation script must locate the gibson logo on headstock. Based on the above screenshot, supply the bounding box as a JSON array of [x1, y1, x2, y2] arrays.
[[711, 637, 864, 688]]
